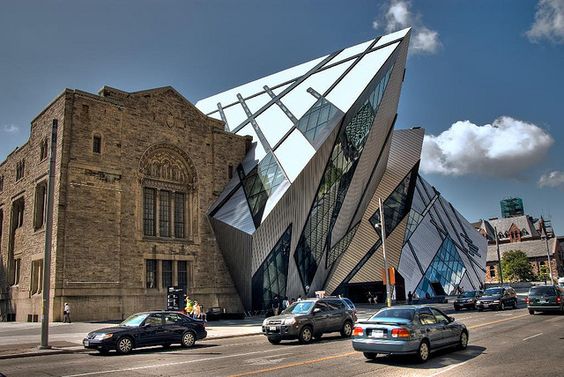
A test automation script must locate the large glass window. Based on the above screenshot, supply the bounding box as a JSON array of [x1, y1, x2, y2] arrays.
[[33, 181, 47, 230], [162, 260, 173, 289], [178, 260, 188, 292], [174, 192, 185, 238], [252, 225, 292, 311], [159, 190, 171, 237], [30, 259, 43, 295], [297, 97, 339, 145], [146, 259, 157, 288], [143, 188, 157, 236]]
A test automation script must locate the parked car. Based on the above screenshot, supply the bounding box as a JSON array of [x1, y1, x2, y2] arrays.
[[476, 286, 517, 311], [527, 285, 564, 314], [262, 297, 356, 344], [453, 291, 482, 311], [351, 305, 468, 362], [83, 311, 207, 354]]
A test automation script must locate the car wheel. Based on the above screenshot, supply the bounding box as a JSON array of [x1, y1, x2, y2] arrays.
[[181, 331, 196, 347], [340, 320, 353, 338], [416, 340, 430, 363], [267, 336, 281, 345], [529, 309, 534, 315], [116, 336, 133, 355], [458, 331, 468, 350], [298, 326, 313, 344], [363, 352, 377, 360]]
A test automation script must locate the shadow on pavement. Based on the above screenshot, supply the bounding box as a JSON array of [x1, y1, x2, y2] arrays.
[[366, 345, 486, 369], [87, 342, 218, 356]]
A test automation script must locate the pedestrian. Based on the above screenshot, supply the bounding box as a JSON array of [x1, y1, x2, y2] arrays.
[[367, 291, 374, 304], [185, 297, 194, 317], [282, 296, 289, 310], [407, 291, 413, 304], [192, 301, 201, 319], [272, 295, 281, 316], [63, 302, 71, 323], [297, 295, 303, 302], [412, 292, 418, 302]]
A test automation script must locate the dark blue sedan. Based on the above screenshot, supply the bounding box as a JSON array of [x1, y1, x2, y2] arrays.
[[352, 306, 468, 362], [83, 311, 207, 354]]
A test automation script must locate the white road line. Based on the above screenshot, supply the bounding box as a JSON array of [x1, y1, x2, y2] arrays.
[[427, 359, 471, 376], [523, 333, 543, 341], [60, 347, 303, 377]]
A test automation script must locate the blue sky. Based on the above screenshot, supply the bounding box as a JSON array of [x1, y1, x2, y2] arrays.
[[1, 0, 563, 232]]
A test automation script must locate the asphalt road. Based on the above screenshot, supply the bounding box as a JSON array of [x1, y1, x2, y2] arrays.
[[0, 306, 562, 377]]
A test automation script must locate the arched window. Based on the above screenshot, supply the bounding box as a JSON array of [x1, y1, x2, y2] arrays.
[[139, 145, 197, 240]]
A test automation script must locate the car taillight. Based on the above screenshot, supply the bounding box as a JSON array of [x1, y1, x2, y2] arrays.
[[525, 297, 529, 304], [391, 328, 410, 338], [557, 296, 561, 304], [353, 326, 364, 336]]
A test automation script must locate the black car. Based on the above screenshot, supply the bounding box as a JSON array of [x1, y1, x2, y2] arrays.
[[453, 291, 482, 311], [83, 311, 207, 354], [476, 286, 517, 311]]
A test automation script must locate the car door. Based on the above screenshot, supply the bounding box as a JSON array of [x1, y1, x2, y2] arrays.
[[311, 301, 330, 334], [326, 300, 345, 332], [140, 313, 167, 346], [418, 308, 444, 348], [431, 308, 458, 345], [163, 312, 187, 343]]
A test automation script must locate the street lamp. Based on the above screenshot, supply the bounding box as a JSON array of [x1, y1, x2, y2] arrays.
[[494, 226, 504, 284], [541, 228, 555, 284], [374, 198, 392, 308]]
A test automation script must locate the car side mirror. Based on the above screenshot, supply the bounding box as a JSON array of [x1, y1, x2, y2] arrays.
[[448, 316, 455, 323]]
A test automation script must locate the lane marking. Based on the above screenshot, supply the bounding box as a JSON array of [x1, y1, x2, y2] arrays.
[[427, 359, 471, 376], [60, 347, 299, 377], [228, 351, 357, 377], [523, 333, 543, 341], [468, 313, 529, 330]]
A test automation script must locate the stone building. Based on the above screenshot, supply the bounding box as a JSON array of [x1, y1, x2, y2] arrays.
[[0, 86, 249, 321]]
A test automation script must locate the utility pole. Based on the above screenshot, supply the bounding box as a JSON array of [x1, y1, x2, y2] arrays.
[[541, 227, 555, 284], [39, 119, 58, 349], [494, 226, 504, 284], [378, 198, 392, 308]]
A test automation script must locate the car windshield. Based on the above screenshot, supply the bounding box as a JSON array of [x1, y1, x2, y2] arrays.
[[120, 313, 149, 327], [283, 301, 314, 315], [530, 286, 556, 296], [370, 308, 414, 321], [459, 291, 477, 298], [484, 288, 503, 295]]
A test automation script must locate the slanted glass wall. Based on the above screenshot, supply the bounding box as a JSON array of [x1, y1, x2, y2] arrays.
[[294, 64, 394, 291], [251, 225, 292, 311]]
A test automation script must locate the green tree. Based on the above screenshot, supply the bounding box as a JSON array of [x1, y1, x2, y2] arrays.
[[501, 250, 534, 282], [537, 264, 550, 283]]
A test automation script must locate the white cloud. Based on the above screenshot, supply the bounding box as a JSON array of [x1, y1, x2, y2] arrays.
[[538, 171, 564, 189], [421, 116, 554, 177], [526, 0, 564, 44], [373, 0, 441, 54], [2, 124, 19, 134]]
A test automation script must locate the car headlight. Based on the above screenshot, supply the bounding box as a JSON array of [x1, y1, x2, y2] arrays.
[[493, 300, 500, 303], [262, 319, 268, 326], [476, 300, 481, 304], [94, 333, 113, 340], [283, 318, 296, 326]]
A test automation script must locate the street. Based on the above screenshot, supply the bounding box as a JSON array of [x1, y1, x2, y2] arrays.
[[0, 305, 562, 377]]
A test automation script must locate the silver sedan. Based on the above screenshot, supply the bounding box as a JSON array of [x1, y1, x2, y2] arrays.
[[351, 305, 468, 362]]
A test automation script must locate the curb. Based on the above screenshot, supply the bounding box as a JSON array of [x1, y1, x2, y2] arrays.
[[0, 332, 263, 360]]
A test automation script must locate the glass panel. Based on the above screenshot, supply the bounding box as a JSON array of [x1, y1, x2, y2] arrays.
[[174, 192, 185, 238], [296, 97, 339, 146], [146, 259, 157, 289], [159, 190, 171, 237], [251, 225, 292, 311], [326, 223, 360, 268], [143, 188, 156, 236], [162, 260, 173, 289], [178, 261, 187, 292]]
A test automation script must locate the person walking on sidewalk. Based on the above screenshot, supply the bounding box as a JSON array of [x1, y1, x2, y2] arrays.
[[63, 302, 71, 323]]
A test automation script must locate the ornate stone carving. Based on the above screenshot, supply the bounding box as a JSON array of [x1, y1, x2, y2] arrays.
[[139, 144, 197, 187]]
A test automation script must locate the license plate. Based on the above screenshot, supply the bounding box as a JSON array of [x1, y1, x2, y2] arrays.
[[370, 330, 384, 338], [539, 300, 547, 303], [269, 326, 277, 331], [83, 340, 89, 346]]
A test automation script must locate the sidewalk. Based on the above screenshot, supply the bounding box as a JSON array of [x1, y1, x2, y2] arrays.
[[0, 317, 264, 360]]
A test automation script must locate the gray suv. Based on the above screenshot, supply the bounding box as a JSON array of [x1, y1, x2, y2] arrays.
[[262, 297, 356, 344]]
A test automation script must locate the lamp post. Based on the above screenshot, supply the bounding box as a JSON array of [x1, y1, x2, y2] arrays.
[[39, 119, 58, 349], [541, 228, 555, 284], [377, 198, 392, 308], [494, 226, 504, 284]]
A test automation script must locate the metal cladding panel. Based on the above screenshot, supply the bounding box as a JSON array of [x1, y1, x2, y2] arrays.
[[330, 44, 406, 245], [349, 216, 408, 283], [407, 214, 444, 271], [210, 217, 253, 309], [251, 121, 340, 277], [459, 273, 475, 292], [207, 175, 241, 215], [398, 242, 424, 290]]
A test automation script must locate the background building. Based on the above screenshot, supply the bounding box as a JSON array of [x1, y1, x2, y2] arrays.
[[0, 86, 248, 322], [500, 197, 525, 218]]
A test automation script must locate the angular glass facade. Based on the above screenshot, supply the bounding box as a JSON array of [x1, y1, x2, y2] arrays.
[[415, 236, 466, 298], [369, 163, 418, 237], [297, 97, 339, 146], [326, 223, 360, 268], [240, 152, 287, 227], [294, 66, 394, 290], [251, 225, 292, 311]]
